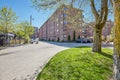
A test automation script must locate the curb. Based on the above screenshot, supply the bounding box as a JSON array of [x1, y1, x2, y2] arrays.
[[0, 47, 6, 50]]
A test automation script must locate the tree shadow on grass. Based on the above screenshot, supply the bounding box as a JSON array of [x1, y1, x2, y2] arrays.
[[98, 52, 113, 59], [41, 41, 92, 48], [75, 46, 113, 59], [75, 46, 90, 48], [0, 51, 19, 56]]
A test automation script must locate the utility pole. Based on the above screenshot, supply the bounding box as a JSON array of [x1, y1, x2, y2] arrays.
[[30, 15, 34, 26]]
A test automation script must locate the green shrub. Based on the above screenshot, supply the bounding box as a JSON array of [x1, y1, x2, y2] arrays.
[[73, 30, 76, 41], [37, 47, 113, 80], [48, 38, 50, 41], [68, 35, 71, 41], [52, 39, 54, 41], [57, 37, 60, 42], [78, 35, 80, 39]]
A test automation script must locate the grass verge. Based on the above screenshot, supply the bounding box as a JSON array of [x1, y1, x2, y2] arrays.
[[37, 46, 113, 80]]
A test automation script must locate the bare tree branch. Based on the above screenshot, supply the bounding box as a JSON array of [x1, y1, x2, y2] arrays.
[[101, 0, 108, 25], [90, 0, 99, 21], [70, 0, 75, 7], [110, 0, 113, 7]]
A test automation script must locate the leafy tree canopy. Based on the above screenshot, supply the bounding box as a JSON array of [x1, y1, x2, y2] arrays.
[[0, 7, 18, 33]]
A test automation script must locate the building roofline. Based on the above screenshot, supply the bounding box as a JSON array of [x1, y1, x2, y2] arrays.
[[39, 4, 83, 29]]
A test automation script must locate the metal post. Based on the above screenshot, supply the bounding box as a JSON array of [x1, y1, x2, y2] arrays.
[[30, 15, 32, 26]]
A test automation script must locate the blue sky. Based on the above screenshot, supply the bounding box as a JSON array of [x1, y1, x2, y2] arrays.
[[0, 0, 113, 28], [0, 0, 56, 28]]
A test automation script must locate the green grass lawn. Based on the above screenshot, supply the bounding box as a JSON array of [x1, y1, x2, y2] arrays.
[[37, 46, 113, 80]]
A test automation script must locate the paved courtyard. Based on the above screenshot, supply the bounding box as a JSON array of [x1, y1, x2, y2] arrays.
[[0, 41, 92, 80]]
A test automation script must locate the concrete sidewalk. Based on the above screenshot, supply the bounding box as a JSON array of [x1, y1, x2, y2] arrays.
[[0, 41, 113, 80]]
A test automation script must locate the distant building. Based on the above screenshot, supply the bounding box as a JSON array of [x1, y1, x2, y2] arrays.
[[39, 4, 85, 41], [102, 20, 114, 39], [38, 4, 114, 41], [87, 20, 114, 41], [31, 27, 39, 39]]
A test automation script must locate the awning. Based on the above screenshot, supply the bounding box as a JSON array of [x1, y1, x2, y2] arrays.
[[0, 33, 15, 37], [7, 33, 15, 37]]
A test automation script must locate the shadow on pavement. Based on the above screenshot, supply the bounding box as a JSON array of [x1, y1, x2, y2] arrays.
[[0, 47, 6, 50], [40, 41, 113, 49], [75, 46, 113, 59], [40, 41, 92, 48], [0, 51, 20, 56]]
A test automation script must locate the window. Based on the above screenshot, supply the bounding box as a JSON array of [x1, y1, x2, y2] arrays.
[[64, 20, 67, 24], [51, 26, 54, 29], [57, 24, 59, 26], [63, 28, 67, 31], [82, 30, 87, 34], [63, 13, 67, 17], [64, 7, 67, 10], [63, 35, 67, 37], [56, 18, 58, 22], [56, 29, 59, 32]]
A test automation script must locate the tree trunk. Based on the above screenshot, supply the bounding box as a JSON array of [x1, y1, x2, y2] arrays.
[[90, 0, 108, 52], [113, 1, 120, 80], [92, 25, 102, 52], [113, 49, 120, 80]]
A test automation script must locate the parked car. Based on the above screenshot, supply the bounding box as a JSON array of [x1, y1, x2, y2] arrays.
[[35, 38, 39, 44], [76, 38, 93, 43], [30, 39, 34, 44], [76, 38, 87, 43], [30, 38, 39, 44], [87, 38, 93, 43]]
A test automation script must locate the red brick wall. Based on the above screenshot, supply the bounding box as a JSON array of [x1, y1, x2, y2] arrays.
[[39, 5, 114, 42], [102, 20, 114, 37]]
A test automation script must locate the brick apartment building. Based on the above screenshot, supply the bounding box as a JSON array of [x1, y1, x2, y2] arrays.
[[39, 4, 114, 42], [89, 20, 114, 40], [31, 27, 39, 39], [39, 4, 89, 41], [102, 20, 114, 40]]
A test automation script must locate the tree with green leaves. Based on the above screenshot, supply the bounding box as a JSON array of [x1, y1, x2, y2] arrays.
[[17, 21, 34, 43], [0, 24, 4, 32], [0, 7, 18, 46], [12, 24, 25, 44], [31, 0, 110, 52], [0, 7, 18, 33]]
